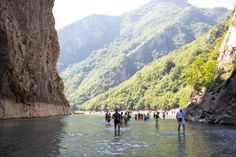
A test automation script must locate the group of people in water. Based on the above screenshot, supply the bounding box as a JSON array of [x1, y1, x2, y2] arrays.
[[105, 109, 132, 130], [134, 113, 150, 120], [105, 108, 185, 132]]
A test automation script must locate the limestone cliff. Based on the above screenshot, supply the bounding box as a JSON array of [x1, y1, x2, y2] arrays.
[[186, 9, 236, 124], [0, 0, 70, 118]]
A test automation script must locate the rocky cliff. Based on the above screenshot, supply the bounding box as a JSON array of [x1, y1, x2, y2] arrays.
[[186, 9, 236, 124], [0, 0, 70, 118]]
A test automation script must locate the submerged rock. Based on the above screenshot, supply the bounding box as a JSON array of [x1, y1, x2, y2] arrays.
[[0, 0, 70, 118]]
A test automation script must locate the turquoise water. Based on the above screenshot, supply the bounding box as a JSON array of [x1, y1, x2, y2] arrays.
[[0, 115, 236, 157]]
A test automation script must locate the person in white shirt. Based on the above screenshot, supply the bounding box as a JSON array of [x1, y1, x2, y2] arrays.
[[176, 109, 185, 132]]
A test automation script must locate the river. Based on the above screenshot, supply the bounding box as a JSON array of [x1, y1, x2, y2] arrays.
[[0, 115, 236, 157]]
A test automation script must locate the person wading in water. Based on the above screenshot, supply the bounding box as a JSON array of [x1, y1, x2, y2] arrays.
[[155, 112, 161, 126], [176, 109, 185, 132], [112, 109, 121, 131], [105, 111, 109, 122], [107, 112, 111, 123]]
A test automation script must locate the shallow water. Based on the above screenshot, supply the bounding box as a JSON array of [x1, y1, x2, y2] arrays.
[[0, 115, 236, 157]]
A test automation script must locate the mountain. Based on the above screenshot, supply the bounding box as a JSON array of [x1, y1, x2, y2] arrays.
[[0, 0, 70, 118], [80, 17, 229, 110], [186, 8, 236, 125], [58, 15, 121, 70], [59, 0, 229, 106]]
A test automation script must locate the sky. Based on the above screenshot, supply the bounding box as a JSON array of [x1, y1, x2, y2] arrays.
[[53, 0, 235, 30]]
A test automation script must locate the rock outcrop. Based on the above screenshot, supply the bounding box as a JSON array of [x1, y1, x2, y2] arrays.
[[0, 0, 70, 118], [186, 9, 236, 124]]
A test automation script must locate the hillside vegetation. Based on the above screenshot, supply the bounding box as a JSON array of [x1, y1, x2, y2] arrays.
[[59, 0, 229, 106], [80, 17, 230, 110]]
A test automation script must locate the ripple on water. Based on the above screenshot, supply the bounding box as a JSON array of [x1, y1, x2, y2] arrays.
[[105, 127, 130, 132], [97, 137, 150, 156], [1, 115, 236, 157]]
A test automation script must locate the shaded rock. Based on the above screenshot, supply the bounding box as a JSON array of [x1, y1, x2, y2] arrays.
[[0, 0, 70, 118]]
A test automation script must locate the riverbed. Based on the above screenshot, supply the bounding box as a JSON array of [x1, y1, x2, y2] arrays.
[[0, 115, 236, 157]]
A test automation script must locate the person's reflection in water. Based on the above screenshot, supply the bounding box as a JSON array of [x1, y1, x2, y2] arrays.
[[177, 132, 186, 157], [111, 129, 124, 156], [156, 122, 159, 129], [114, 130, 120, 136]]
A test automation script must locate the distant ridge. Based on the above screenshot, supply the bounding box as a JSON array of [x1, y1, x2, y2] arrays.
[[58, 0, 229, 107]]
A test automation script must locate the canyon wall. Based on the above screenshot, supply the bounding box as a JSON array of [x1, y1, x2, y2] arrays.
[[186, 10, 236, 124], [0, 0, 70, 118]]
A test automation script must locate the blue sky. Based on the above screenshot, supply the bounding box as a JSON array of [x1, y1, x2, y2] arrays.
[[53, 0, 235, 29]]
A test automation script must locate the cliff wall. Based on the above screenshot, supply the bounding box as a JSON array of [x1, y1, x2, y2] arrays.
[[0, 0, 70, 118], [186, 10, 236, 124]]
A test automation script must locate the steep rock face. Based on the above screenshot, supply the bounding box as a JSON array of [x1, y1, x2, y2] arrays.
[[186, 10, 236, 124], [0, 0, 70, 118]]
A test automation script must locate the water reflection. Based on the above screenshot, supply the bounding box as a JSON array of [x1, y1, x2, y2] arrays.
[[177, 132, 186, 157], [0, 115, 236, 157], [114, 130, 120, 136], [155, 123, 160, 130], [187, 122, 236, 157], [0, 116, 67, 157]]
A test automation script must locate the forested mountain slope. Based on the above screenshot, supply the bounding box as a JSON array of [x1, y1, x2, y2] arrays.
[[80, 16, 230, 110], [59, 0, 229, 106]]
